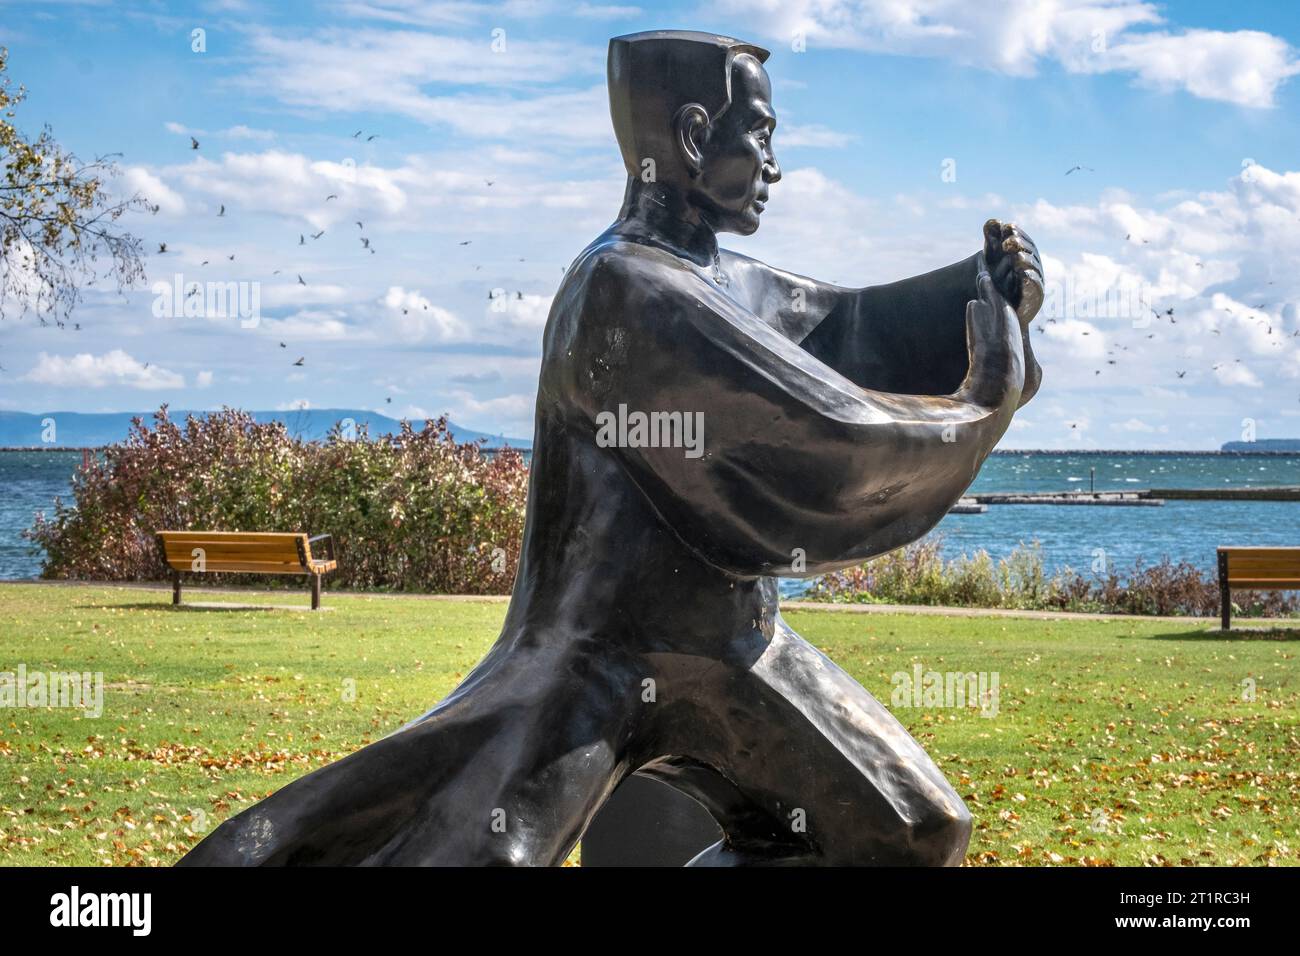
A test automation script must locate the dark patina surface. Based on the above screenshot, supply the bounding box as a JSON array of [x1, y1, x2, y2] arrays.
[[181, 29, 1043, 867]]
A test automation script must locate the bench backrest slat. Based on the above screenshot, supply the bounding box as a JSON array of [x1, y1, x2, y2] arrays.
[[1218, 547, 1300, 586], [157, 531, 310, 574]]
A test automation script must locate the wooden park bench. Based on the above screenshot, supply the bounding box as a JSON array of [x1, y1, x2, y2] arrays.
[[156, 531, 337, 610], [1217, 546, 1300, 630]]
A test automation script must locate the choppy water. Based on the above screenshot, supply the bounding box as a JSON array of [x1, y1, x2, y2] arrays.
[[0, 450, 83, 580], [950, 453, 1298, 572], [1, 450, 1297, 584]]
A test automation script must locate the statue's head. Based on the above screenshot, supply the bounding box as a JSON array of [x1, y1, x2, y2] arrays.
[[608, 30, 781, 236]]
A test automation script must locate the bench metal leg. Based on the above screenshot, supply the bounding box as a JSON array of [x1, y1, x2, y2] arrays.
[[311, 573, 322, 611], [173, 570, 182, 606], [1217, 552, 1230, 631]]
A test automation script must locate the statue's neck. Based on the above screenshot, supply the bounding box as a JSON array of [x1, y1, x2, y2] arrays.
[[615, 176, 718, 267]]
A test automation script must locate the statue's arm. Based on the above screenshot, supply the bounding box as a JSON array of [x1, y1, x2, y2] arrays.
[[549, 246, 1026, 578]]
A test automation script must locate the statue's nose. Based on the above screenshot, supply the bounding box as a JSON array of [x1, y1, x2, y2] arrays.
[[764, 157, 782, 184]]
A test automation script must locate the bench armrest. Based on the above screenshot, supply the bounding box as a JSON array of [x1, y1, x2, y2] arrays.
[[308, 533, 335, 563]]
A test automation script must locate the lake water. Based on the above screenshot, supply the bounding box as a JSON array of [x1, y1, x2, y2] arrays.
[[1, 449, 1296, 584]]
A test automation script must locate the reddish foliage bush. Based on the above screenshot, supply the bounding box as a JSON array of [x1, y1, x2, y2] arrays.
[[25, 407, 529, 594]]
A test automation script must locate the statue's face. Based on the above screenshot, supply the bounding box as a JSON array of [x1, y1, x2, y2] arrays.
[[692, 54, 781, 236]]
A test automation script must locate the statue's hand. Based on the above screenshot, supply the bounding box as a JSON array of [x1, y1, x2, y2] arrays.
[[983, 219, 1044, 328], [956, 271, 1024, 410]]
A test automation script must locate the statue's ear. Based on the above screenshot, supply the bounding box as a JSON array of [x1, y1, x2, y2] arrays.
[[674, 103, 709, 178]]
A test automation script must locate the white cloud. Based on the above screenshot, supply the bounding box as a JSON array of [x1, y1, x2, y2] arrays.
[[24, 350, 184, 390], [239, 29, 609, 141], [444, 388, 536, 434], [122, 166, 186, 215], [224, 124, 276, 140], [719, 0, 1300, 107], [260, 283, 354, 309], [260, 311, 357, 342], [167, 152, 409, 229], [1213, 362, 1261, 387], [1102, 29, 1300, 108], [196, 370, 214, 388], [482, 292, 553, 334], [778, 123, 855, 148], [1042, 318, 1106, 359], [383, 286, 470, 342]]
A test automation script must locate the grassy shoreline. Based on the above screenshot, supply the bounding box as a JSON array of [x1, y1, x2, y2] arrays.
[[1, 582, 1296, 866]]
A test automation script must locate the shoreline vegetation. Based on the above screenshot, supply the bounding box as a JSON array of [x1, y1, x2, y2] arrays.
[[18, 406, 1300, 619], [8, 444, 1300, 455], [24, 406, 528, 595], [809, 539, 1300, 619]]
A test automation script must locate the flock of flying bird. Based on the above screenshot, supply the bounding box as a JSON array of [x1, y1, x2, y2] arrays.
[[1044, 163, 1296, 430], [154, 132, 539, 389], [61, 146, 1297, 430]]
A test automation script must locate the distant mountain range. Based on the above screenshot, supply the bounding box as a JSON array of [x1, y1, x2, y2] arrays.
[[0, 409, 532, 450]]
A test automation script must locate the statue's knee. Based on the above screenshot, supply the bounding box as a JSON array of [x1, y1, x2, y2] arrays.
[[906, 797, 972, 866]]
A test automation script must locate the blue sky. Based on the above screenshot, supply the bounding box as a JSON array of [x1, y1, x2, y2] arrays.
[[1, 0, 1298, 448]]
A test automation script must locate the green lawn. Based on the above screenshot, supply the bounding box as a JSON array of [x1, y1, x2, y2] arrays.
[[0, 582, 1296, 866]]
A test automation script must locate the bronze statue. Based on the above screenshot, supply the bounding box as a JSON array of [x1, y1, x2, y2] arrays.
[[181, 29, 1042, 866]]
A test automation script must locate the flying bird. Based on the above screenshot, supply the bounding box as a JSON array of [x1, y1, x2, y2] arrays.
[[1065, 165, 1094, 175], [190, 137, 199, 150], [297, 274, 306, 285], [293, 357, 305, 367], [157, 242, 167, 253], [312, 230, 325, 240], [325, 194, 339, 201], [218, 204, 225, 217], [458, 240, 471, 245]]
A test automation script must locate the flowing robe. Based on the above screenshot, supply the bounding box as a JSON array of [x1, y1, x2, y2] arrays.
[[178, 232, 1032, 867]]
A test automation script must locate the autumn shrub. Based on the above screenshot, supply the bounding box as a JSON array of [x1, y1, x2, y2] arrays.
[[24, 406, 528, 593]]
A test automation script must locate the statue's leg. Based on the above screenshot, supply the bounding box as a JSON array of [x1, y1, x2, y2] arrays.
[[179, 639, 636, 866], [659, 617, 972, 866]]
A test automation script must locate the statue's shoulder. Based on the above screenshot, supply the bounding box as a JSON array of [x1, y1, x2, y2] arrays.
[[563, 233, 696, 293], [544, 235, 706, 367]]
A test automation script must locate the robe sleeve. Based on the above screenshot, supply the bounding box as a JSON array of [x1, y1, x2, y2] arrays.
[[545, 243, 1026, 578], [728, 251, 1041, 406]]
